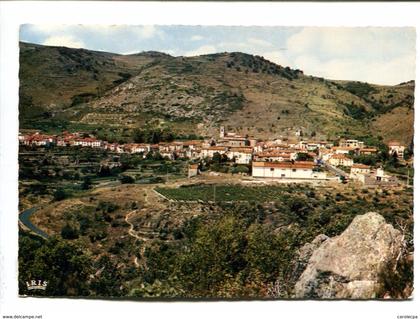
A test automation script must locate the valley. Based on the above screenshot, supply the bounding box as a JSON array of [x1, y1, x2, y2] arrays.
[[17, 41, 415, 299]]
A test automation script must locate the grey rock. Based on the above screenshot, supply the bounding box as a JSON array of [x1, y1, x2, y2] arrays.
[[294, 212, 403, 299], [290, 234, 329, 284]]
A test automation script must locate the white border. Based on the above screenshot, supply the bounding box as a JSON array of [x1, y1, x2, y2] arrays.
[[1, 2, 419, 319]]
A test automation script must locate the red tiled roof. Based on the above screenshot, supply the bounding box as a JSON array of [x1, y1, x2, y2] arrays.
[[388, 141, 402, 147], [75, 138, 98, 142], [229, 147, 253, 154], [332, 146, 355, 151], [352, 164, 371, 169], [203, 146, 227, 151], [222, 136, 247, 141], [265, 148, 296, 153], [182, 140, 203, 146], [330, 154, 351, 159], [256, 152, 291, 158], [253, 161, 314, 169]]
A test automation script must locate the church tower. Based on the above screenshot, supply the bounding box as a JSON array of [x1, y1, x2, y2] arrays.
[[220, 126, 225, 139]]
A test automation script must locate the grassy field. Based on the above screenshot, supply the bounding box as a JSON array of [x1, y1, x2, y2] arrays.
[[156, 184, 312, 202]]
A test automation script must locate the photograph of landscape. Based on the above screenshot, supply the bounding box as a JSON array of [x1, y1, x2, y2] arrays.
[[17, 25, 415, 299]]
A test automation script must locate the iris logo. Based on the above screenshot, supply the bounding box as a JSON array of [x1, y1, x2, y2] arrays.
[[26, 279, 48, 291]]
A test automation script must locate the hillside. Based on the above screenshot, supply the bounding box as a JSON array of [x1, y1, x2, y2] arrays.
[[19, 42, 415, 144]]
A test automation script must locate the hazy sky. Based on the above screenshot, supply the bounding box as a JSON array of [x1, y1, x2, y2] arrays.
[[20, 25, 415, 85]]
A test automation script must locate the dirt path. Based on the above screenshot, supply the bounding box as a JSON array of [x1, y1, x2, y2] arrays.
[[124, 185, 169, 268], [125, 210, 144, 241]]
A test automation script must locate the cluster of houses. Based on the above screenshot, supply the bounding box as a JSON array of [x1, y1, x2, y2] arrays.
[[349, 164, 399, 187], [19, 127, 406, 186]]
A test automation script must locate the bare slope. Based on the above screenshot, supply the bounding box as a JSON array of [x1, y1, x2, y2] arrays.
[[19, 42, 415, 142]]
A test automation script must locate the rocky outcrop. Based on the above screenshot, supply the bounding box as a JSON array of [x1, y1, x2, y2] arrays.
[[294, 212, 403, 299], [290, 234, 329, 284]]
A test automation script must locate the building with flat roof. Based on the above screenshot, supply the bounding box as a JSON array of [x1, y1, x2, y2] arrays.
[[252, 161, 326, 180]]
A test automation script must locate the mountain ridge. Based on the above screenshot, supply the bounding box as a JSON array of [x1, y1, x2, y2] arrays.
[[19, 42, 415, 144]]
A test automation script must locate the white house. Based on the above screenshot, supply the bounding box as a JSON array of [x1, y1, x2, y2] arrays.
[[388, 141, 405, 160], [159, 142, 183, 153], [252, 161, 326, 180], [227, 147, 253, 164], [353, 167, 399, 187], [339, 139, 364, 149], [332, 146, 355, 155], [186, 147, 202, 159], [319, 149, 334, 162], [124, 143, 150, 154], [72, 138, 102, 148], [349, 164, 371, 182], [254, 151, 292, 162], [188, 164, 199, 178], [160, 150, 175, 160], [328, 154, 354, 167], [18, 132, 25, 142], [350, 163, 371, 175], [306, 142, 320, 151], [253, 142, 266, 153], [359, 148, 378, 156], [200, 146, 228, 158], [105, 143, 124, 153], [21, 133, 56, 146], [299, 141, 321, 151], [56, 138, 69, 147]]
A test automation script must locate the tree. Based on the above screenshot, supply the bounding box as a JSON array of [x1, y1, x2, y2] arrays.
[[119, 174, 135, 184], [288, 198, 310, 222], [97, 165, 111, 177], [161, 129, 175, 142], [90, 255, 127, 296], [146, 151, 163, 161], [19, 233, 92, 296], [295, 152, 311, 161], [81, 176, 92, 190], [133, 128, 145, 143], [212, 152, 222, 163], [388, 152, 399, 167], [211, 152, 228, 164], [53, 188, 67, 201], [175, 215, 248, 294], [353, 154, 377, 166], [404, 141, 413, 160], [61, 224, 79, 239], [245, 224, 285, 282], [230, 165, 249, 174], [150, 131, 162, 144]]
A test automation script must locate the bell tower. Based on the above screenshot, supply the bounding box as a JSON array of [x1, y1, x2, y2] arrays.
[[220, 126, 225, 139]]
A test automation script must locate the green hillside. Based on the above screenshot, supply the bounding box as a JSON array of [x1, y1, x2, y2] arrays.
[[19, 42, 414, 144]]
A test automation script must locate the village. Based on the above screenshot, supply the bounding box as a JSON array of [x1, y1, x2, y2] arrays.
[[11, 24, 416, 305], [19, 125, 409, 188]]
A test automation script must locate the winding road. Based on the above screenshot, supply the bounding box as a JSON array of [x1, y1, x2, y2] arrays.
[[19, 207, 49, 239], [19, 186, 167, 268]]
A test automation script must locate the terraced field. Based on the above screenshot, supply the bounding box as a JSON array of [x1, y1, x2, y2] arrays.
[[156, 184, 313, 202]]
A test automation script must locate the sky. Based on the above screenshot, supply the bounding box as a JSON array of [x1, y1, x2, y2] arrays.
[[20, 25, 415, 85]]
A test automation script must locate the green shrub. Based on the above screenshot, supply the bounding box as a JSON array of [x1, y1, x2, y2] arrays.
[[119, 175, 135, 184], [61, 224, 79, 240], [53, 188, 67, 201]]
